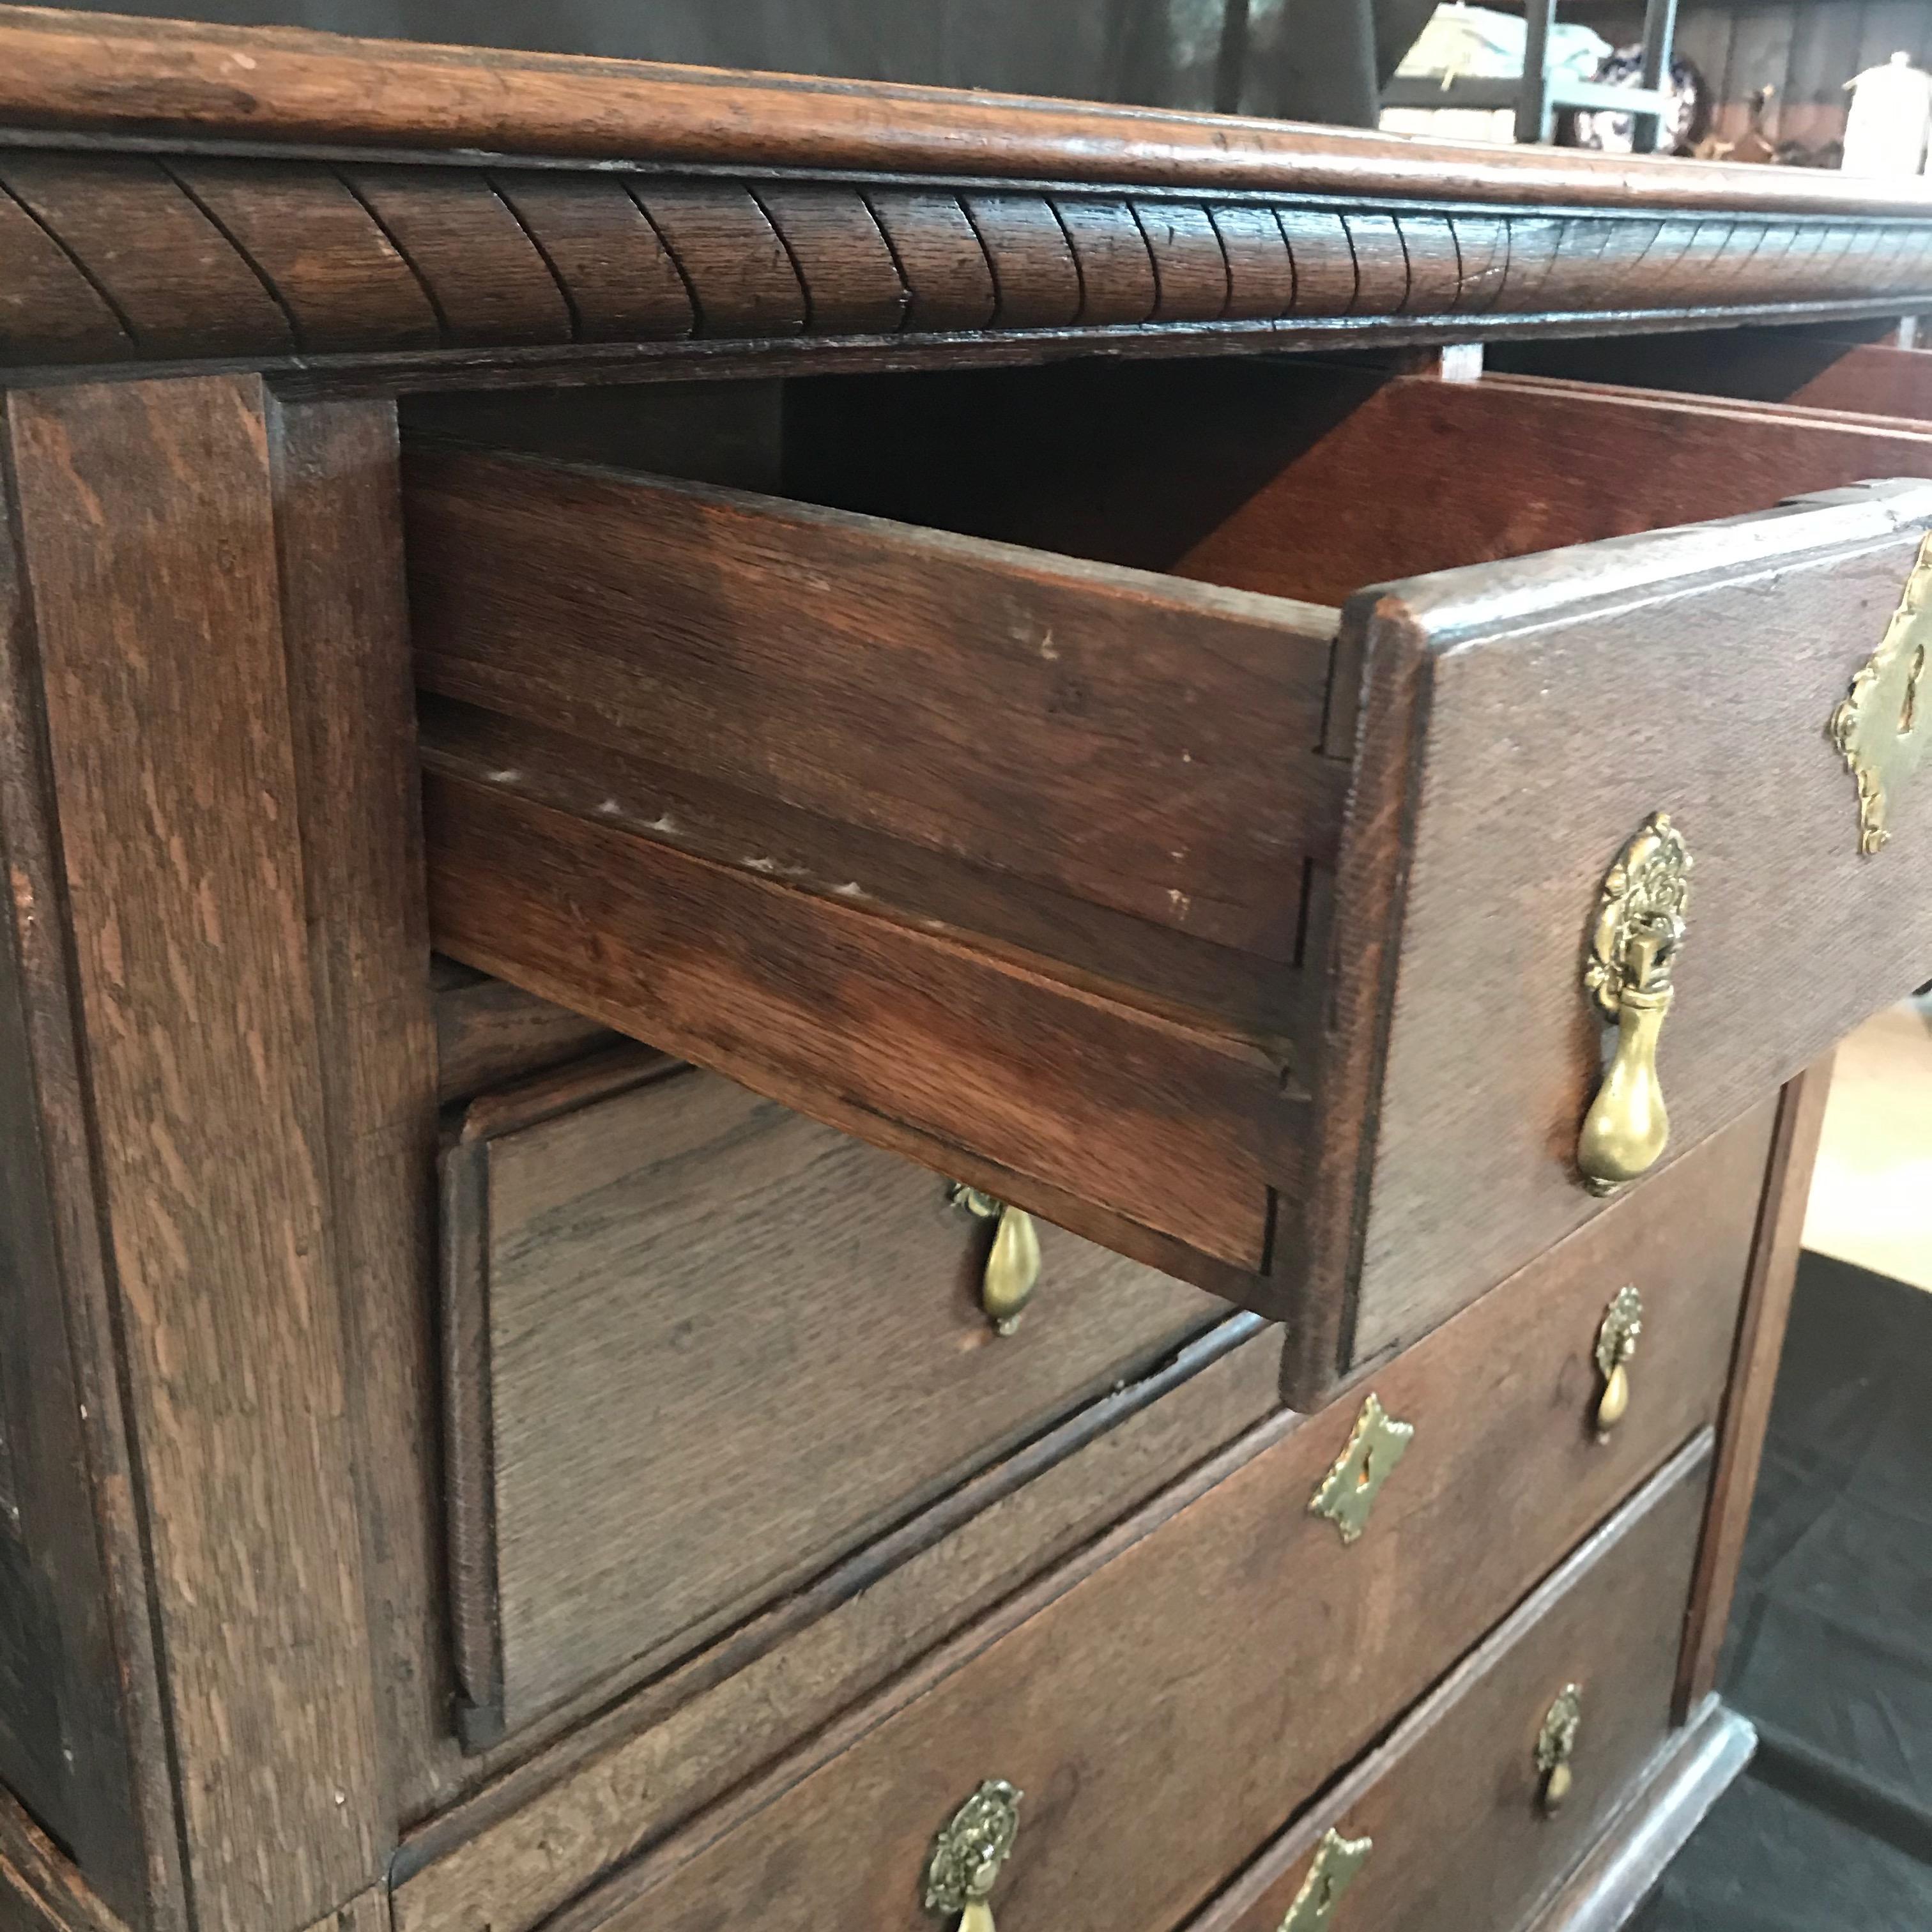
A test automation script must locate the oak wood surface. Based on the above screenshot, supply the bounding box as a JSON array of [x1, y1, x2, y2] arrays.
[[0, 1791, 132, 1932], [0, 448, 167, 1926], [447, 1054, 1223, 1736], [6, 6, 1932, 216], [1339, 480, 1932, 1365], [528, 1103, 1768, 1932], [1676, 1062, 1833, 1714], [1169, 374, 1932, 605], [395, 1323, 1281, 1932], [266, 395, 453, 1843], [433, 967, 621, 1104], [1185, 1435, 1713, 1932], [423, 771, 1289, 1276], [1524, 1702, 1756, 1932], [406, 446, 1340, 963], [4, 376, 385, 1932], [785, 360, 1932, 607]]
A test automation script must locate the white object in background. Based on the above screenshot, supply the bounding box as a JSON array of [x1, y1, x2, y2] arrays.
[[1841, 51, 1932, 177], [1395, 3, 1609, 85]]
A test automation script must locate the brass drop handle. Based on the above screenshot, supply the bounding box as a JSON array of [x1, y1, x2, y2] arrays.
[[949, 1185, 1041, 1335], [1537, 1685, 1583, 1814], [1593, 1286, 1643, 1439], [925, 1781, 1021, 1931], [1578, 813, 1692, 1197]]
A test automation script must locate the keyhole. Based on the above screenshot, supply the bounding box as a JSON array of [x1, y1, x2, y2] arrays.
[[1903, 644, 1926, 738], [1356, 1450, 1373, 1491], [1315, 1876, 1337, 1910]]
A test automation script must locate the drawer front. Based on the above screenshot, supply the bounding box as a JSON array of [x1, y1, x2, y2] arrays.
[[554, 1100, 1772, 1932], [1340, 478, 1932, 1362], [1188, 1432, 1713, 1932], [442, 1049, 1226, 1736]]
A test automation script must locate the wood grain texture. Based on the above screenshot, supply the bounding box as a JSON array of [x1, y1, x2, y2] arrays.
[[3, 148, 1932, 385], [448, 1055, 1220, 1735], [5, 376, 384, 1932], [423, 772, 1285, 1275], [337, 165, 572, 347], [394, 1324, 1281, 1932], [540, 1107, 1759, 1932], [1676, 1062, 1832, 1715], [1185, 1436, 1713, 1932], [405, 445, 1340, 962], [266, 395, 445, 1850], [0, 448, 171, 1928], [0, 1790, 134, 1932], [1335, 480, 1932, 1368], [433, 969, 620, 1103], [1167, 370, 1932, 606], [1524, 1702, 1756, 1932], [10, 6, 1932, 215]]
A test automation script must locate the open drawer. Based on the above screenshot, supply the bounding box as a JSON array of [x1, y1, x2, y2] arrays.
[[408, 364, 1932, 1399]]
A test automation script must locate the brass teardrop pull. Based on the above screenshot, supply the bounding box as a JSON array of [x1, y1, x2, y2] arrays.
[[948, 1184, 1041, 1335], [1593, 1286, 1643, 1439], [924, 1780, 1021, 1931], [1577, 814, 1692, 1196], [1536, 1685, 1583, 1814]]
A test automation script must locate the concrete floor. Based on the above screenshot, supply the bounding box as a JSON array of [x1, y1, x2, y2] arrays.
[[1803, 994, 1932, 1293]]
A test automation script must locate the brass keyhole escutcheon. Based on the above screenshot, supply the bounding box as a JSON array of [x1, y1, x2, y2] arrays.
[[1536, 1685, 1583, 1815], [1593, 1286, 1643, 1439], [924, 1780, 1021, 1932], [1577, 813, 1691, 1196], [1277, 1828, 1372, 1931], [1832, 533, 1932, 854], [1309, 1394, 1414, 1545], [949, 1185, 1041, 1336]]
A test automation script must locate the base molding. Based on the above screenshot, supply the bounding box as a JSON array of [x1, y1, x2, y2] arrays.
[[1524, 1699, 1756, 1932]]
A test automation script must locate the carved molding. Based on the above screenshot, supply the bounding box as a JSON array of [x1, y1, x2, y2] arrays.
[[3, 146, 1931, 380]]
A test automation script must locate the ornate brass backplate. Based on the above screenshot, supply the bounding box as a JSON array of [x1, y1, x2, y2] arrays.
[[1308, 1393, 1414, 1545], [1577, 813, 1692, 1197], [948, 1184, 1041, 1336], [1276, 1828, 1373, 1932], [924, 1779, 1022, 1931], [1535, 1685, 1584, 1814], [1831, 533, 1932, 854], [1592, 1285, 1643, 1439]]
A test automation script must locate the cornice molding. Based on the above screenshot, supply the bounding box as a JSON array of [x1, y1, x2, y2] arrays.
[[3, 146, 1931, 389]]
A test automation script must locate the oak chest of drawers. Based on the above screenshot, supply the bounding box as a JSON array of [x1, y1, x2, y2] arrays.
[[1, 13, 1929, 1932]]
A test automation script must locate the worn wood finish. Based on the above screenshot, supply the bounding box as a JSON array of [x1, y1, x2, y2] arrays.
[[783, 358, 1932, 603], [433, 966, 620, 1104], [1340, 480, 1932, 1366], [1677, 1062, 1833, 1715], [266, 394, 450, 1845], [1167, 373, 1932, 605], [395, 1322, 1280, 1932], [421, 769, 1291, 1278], [0, 452, 167, 1926], [406, 446, 1340, 962], [1499, 328, 1932, 417], [445, 1051, 1223, 1736], [0, 1791, 133, 1932], [1524, 1701, 1756, 1932], [418, 435, 1932, 1377], [1186, 1436, 1712, 1932], [3, 376, 385, 1932], [523, 1105, 1767, 1932], [9, 6, 1932, 215], [3, 148, 1932, 388]]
